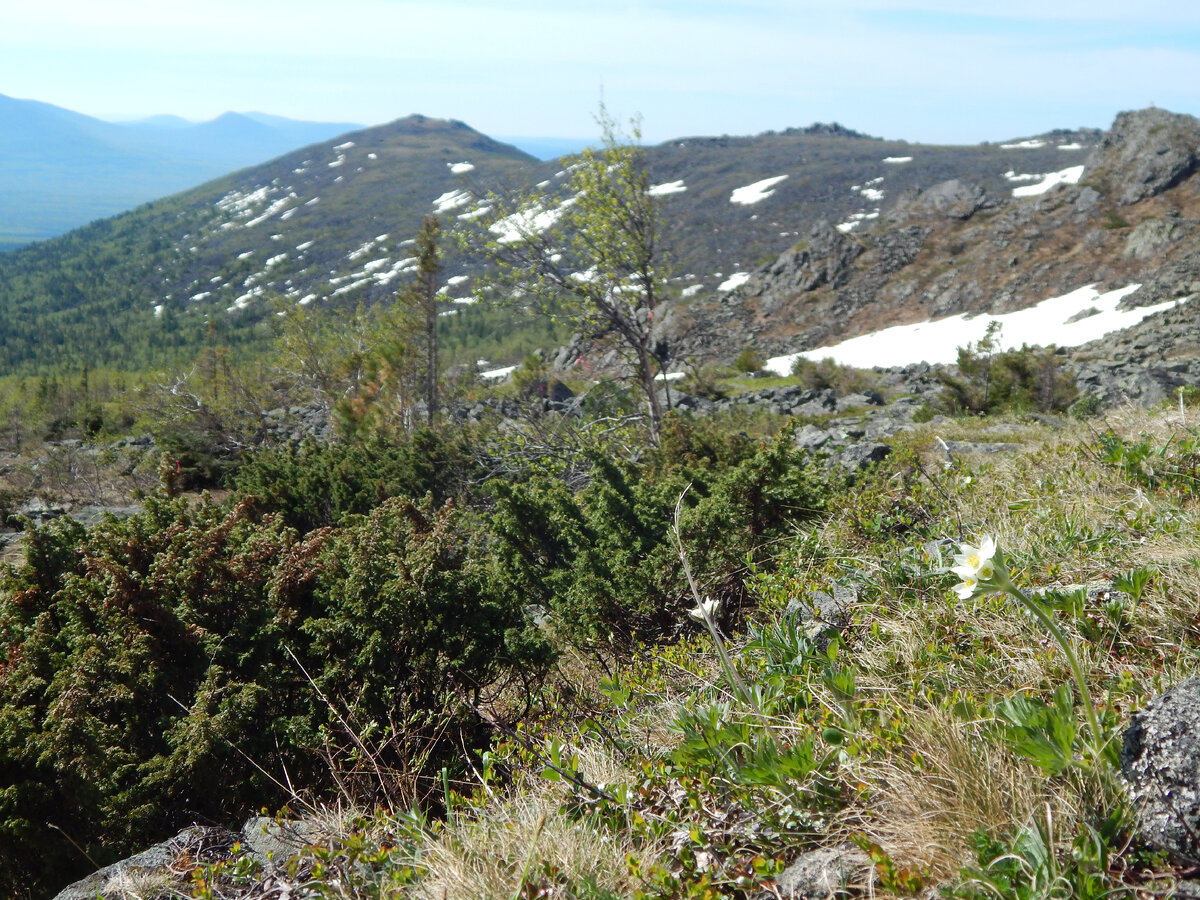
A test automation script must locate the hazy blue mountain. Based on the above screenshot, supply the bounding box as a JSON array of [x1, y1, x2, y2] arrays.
[[0, 93, 361, 249]]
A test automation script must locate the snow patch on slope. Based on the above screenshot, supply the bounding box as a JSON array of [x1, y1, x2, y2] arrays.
[[1012, 165, 1085, 198], [718, 272, 750, 292], [490, 199, 575, 244], [765, 285, 1185, 372], [731, 175, 788, 205], [649, 180, 687, 196]]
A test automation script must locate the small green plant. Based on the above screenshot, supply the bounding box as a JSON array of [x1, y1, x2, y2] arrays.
[[791, 356, 877, 394], [1111, 566, 1154, 603], [995, 685, 1081, 776], [1069, 393, 1103, 419], [952, 807, 1120, 900], [734, 347, 764, 374], [855, 837, 929, 896], [1101, 210, 1131, 230], [912, 403, 937, 423]]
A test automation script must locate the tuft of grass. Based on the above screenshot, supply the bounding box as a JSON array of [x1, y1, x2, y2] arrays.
[[417, 776, 653, 900]]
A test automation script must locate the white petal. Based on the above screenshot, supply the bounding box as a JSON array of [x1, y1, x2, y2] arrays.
[[953, 580, 977, 599]]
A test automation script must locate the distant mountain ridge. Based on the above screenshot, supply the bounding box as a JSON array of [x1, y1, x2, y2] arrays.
[[0, 93, 361, 248], [0, 106, 1123, 376]]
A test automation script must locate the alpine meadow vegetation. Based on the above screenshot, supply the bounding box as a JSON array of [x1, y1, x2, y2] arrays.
[[6, 389, 1200, 898]]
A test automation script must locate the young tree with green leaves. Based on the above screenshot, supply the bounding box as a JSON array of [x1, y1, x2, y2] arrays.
[[470, 109, 671, 439]]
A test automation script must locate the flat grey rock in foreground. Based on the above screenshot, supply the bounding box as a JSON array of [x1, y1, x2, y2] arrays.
[[52, 826, 236, 900], [1121, 677, 1200, 863], [51, 817, 326, 899], [764, 845, 871, 899]]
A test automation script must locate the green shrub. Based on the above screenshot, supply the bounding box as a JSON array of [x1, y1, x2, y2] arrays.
[[489, 419, 833, 649], [791, 356, 878, 394], [0, 492, 550, 897], [0, 498, 298, 894], [678, 363, 729, 400], [734, 347, 764, 374], [230, 430, 479, 533], [938, 327, 1076, 416], [299, 494, 554, 784]]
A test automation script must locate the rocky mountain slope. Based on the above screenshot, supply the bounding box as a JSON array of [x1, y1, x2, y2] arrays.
[[0, 112, 1101, 374], [660, 108, 1200, 369]]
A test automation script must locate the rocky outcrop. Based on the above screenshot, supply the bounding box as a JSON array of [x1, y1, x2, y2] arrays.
[[1071, 300, 1200, 407], [754, 221, 865, 315], [1121, 678, 1200, 863], [651, 107, 1200, 373], [886, 178, 997, 222], [1085, 108, 1200, 205]]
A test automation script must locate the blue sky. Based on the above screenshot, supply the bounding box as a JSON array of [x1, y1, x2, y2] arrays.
[[3, 0, 1200, 144]]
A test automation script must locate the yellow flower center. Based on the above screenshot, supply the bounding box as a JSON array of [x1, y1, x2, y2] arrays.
[[967, 552, 981, 568]]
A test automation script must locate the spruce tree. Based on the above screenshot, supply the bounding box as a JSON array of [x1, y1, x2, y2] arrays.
[[396, 215, 441, 427]]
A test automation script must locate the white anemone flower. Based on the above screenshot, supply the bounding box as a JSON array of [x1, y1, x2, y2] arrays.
[[951, 535, 1005, 598], [953, 536, 997, 579], [688, 596, 720, 623]]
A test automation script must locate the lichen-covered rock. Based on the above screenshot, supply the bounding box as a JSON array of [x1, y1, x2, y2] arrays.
[[1121, 677, 1200, 863], [764, 845, 872, 899], [785, 584, 857, 648], [1124, 218, 1179, 260], [51, 817, 329, 900], [52, 826, 237, 900]]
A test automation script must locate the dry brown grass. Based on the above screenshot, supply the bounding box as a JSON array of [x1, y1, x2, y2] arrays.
[[417, 752, 656, 900], [848, 706, 1052, 880]]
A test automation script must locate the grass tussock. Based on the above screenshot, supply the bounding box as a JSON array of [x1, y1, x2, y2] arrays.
[[418, 777, 655, 900]]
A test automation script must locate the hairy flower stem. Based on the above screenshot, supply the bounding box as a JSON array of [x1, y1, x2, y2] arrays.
[[673, 488, 761, 715], [1003, 583, 1104, 758]]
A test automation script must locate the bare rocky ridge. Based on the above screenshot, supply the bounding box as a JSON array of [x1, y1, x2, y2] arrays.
[[651, 107, 1200, 371]]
